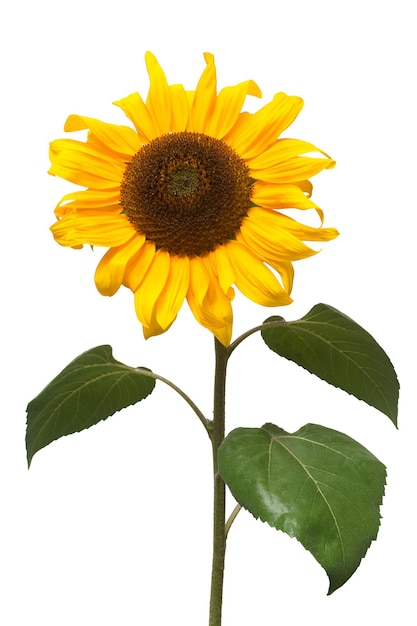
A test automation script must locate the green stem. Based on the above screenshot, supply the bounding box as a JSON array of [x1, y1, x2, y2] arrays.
[[208, 338, 229, 626]]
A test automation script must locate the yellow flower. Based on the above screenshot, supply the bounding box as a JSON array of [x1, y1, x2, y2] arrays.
[[50, 52, 338, 346]]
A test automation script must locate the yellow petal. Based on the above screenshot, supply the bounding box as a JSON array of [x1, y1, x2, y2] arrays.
[[169, 84, 190, 132], [250, 207, 339, 243], [134, 249, 171, 328], [247, 138, 332, 169], [251, 155, 336, 184], [252, 180, 324, 222], [266, 260, 294, 294], [205, 80, 262, 138], [51, 213, 134, 247], [296, 179, 313, 197], [94, 234, 146, 296], [189, 53, 217, 133], [113, 92, 158, 143], [49, 138, 122, 165], [239, 210, 317, 261], [225, 240, 292, 306], [187, 255, 209, 306], [49, 140, 125, 189], [54, 189, 121, 217], [155, 255, 190, 330], [211, 323, 232, 348], [186, 256, 233, 345], [64, 115, 141, 156], [225, 92, 303, 159], [142, 321, 168, 339], [123, 241, 156, 291], [201, 256, 234, 328], [207, 246, 235, 298], [237, 225, 312, 265], [145, 51, 172, 135]]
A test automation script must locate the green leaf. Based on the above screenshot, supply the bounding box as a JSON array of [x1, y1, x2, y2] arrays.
[[261, 303, 399, 425], [26, 345, 155, 466], [219, 423, 386, 593]]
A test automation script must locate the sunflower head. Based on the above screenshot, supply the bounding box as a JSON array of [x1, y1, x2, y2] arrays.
[[49, 52, 338, 346], [120, 131, 253, 256]]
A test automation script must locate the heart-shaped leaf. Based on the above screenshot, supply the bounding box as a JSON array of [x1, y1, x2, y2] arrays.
[[26, 345, 155, 466], [261, 303, 399, 424], [219, 422, 386, 593]]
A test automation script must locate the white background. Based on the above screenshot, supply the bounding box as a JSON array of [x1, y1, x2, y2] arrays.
[[1, 1, 415, 624]]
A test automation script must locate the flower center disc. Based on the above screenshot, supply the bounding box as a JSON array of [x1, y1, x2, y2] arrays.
[[120, 132, 253, 256]]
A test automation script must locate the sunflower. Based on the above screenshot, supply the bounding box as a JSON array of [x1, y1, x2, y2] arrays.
[[50, 52, 338, 346]]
